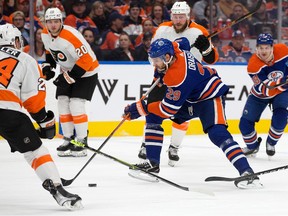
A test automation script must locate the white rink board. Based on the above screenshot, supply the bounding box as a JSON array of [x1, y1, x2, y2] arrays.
[[45, 63, 272, 121]]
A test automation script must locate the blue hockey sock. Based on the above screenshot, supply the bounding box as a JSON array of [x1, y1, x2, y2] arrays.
[[145, 124, 164, 164]]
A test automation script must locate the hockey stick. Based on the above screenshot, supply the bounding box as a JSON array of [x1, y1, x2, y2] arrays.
[[61, 78, 161, 186], [71, 140, 189, 191], [60, 117, 127, 186], [205, 164, 288, 182], [262, 80, 288, 90], [207, 0, 262, 39], [190, 0, 262, 49]]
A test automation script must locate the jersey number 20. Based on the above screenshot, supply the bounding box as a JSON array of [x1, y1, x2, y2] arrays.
[[76, 45, 88, 57]]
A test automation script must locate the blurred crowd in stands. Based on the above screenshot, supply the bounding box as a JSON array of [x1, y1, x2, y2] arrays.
[[0, 0, 287, 63]]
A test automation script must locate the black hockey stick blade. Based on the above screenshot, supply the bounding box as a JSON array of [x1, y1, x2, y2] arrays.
[[61, 178, 74, 186], [71, 140, 189, 191], [205, 164, 288, 182], [207, 0, 262, 38]]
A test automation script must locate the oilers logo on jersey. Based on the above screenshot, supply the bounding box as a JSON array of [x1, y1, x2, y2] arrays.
[[267, 71, 284, 82]]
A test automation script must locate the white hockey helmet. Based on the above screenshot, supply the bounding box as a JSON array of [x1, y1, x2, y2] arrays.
[[0, 24, 23, 49], [45, 7, 63, 22], [171, 1, 191, 19]]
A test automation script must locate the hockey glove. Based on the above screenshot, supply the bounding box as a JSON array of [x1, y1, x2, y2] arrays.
[[124, 100, 149, 120], [174, 37, 190, 51], [53, 71, 75, 88], [37, 110, 56, 139], [41, 63, 55, 81], [194, 35, 212, 55]]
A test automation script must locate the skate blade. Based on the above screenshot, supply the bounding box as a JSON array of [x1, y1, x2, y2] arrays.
[[168, 160, 177, 167], [63, 200, 84, 211], [245, 153, 258, 158], [71, 151, 87, 157], [57, 151, 73, 157], [236, 180, 263, 189], [128, 170, 159, 183]]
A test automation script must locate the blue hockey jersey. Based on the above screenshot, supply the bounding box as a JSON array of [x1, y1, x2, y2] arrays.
[[247, 43, 288, 99], [147, 42, 229, 119]]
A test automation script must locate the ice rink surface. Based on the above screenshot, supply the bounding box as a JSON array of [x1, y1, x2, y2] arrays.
[[1, 134, 288, 216]]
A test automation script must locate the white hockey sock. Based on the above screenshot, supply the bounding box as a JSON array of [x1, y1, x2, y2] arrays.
[[170, 122, 189, 148], [58, 96, 74, 138], [73, 116, 88, 140], [24, 145, 61, 185], [60, 121, 74, 138], [70, 98, 88, 139]]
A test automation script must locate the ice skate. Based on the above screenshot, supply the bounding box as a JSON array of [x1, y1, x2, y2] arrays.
[[242, 137, 262, 156], [128, 160, 160, 182], [42, 179, 83, 210], [137, 142, 147, 160], [57, 136, 87, 157], [234, 170, 263, 189], [266, 142, 275, 156], [168, 145, 179, 167], [71, 137, 88, 157], [57, 136, 74, 157]]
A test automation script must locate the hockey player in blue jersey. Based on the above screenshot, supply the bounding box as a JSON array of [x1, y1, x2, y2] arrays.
[[123, 38, 262, 188], [240, 33, 288, 157]]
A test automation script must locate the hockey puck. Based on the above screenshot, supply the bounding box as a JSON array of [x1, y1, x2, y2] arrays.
[[88, 183, 97, 187]]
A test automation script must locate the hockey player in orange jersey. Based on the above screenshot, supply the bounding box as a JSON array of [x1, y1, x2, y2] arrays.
[[124, 38, 262, 189], [240, 33, 288, 157], [41, 7, 100, 157], [0, 24, 83, 210], [137, 1, 219, 167]]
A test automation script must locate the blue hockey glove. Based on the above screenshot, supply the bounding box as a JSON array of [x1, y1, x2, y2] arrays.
[[37, 110, 56, 139], [124, 100, 149, 120], [174, 37, 190, 51]]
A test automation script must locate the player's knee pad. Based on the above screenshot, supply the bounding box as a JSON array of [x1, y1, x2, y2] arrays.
[[69, 98, 86, 116], [23, 145, 49, 165], [58, 96, 70, 115], [239, 117, 254, 135], [207, 125, 233, 147]]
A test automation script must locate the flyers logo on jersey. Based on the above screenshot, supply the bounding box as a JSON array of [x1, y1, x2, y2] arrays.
[[49, 48, 67, 62]]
